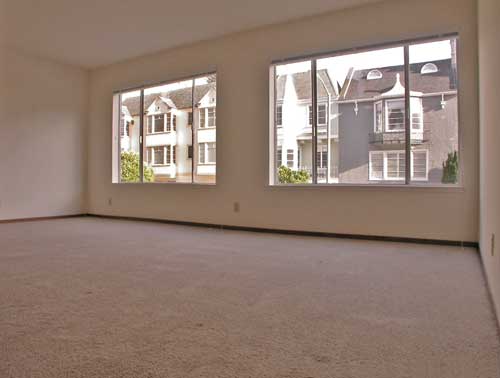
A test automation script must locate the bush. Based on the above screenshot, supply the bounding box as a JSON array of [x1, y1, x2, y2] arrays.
[[278, 166, 310, 184], [120, 151, 154, 182], [442, 151, 459, 184]]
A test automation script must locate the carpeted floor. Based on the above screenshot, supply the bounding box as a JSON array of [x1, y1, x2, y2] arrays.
[[0, 217, 499, 378]]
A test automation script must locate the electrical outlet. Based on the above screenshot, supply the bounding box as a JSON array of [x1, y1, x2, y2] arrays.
[[108, 197, 112, 206], [233, 202, 240, 213], [491, 234, 495, 257]]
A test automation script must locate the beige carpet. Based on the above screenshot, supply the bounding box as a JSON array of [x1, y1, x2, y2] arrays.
[[1, 217, 499, 378]]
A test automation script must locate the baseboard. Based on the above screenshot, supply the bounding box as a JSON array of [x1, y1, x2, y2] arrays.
[[477, 248, 500, 335], [0, 214, 85, 224], [87, 213, 479, 249]]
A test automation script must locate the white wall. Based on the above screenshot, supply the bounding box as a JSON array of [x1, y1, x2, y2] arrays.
[[478, 0, 500, 324], [88, 0, 478, 242], [0, 41, 88, 219]]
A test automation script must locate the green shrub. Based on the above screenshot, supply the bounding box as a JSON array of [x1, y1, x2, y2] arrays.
[[120, 151, 154, 182], [278, 165, 310, 184], [442, 150, 459, 184]]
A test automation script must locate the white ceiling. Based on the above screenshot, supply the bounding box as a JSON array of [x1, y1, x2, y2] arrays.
[[4, 0, 387, 69]]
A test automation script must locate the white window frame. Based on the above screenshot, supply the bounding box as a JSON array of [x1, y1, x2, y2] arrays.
[[198, 142, 216, 165], [374, 100, 383, 133], [150, 114, 166, 134], [384, 99, 405, 133], [369, 150, 429, 181], [410, 149, 429, 181], [276, 104, 283, 126], [309, 104, 327, 125]]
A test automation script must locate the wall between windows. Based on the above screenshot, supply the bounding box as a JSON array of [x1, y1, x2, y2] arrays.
[[88, 0, 478, 242], [478, 0, 500, 325], [0, 42, 88, 219]]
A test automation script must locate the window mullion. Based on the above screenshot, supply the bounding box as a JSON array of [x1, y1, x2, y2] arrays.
[[139, 89, 144, 182], [311, 59, 318, 184], [403, 45, 411, 185], [191, 80, 195, 183]]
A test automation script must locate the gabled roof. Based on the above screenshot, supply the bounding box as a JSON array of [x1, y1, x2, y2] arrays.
[[122, 83, 214, 116], [340, 59, 456, 101], [276, 69, 337, 102]]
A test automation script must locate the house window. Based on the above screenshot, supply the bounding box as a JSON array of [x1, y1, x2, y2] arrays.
[[114, 72, 217, 184], [153, 114, 165, 133], [286, 149, 294, 168], [411, 150, 428, 181], [386, 99, 405, 132], [166, 113, 172, 132], [207, 107, 216, 127], [199, 108, 206, 128], [199, 142, 216, 164], [277, 147, 282, 167], [308, 104, 327, 125], [276, 105, 283, 126], [367, 69, 383, 80], [153, 146, 165, 165], [369, 150, 428, 181], [421, 63, 438, 74], [386, 151, 406, 180], [374, 101, 383, 133], [318, 104, 327, 125], [316, 146, 328, 168], [369, 152, 384, 180]]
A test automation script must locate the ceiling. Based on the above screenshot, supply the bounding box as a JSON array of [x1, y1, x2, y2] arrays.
[[4, 0, 387, 69]]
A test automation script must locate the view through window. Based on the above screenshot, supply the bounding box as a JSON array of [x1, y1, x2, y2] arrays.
[[113, 73, 217, 184], [270, 36, 459, 185]]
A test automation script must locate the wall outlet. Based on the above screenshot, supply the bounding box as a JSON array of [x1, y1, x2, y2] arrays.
[[491, 233, 495, 257], [108, 197, 112, 206], [233, 202, 240, 213]]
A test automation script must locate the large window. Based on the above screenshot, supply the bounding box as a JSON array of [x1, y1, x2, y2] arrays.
[[270, 36, 459, 186], [113, 73, 217, 184]]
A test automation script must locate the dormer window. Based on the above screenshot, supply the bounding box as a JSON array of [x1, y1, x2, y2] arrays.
[[367, 69, 383, 80], [421, 63, 438, 74]]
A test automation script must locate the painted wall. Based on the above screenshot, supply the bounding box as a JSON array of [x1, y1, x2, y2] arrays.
[[88, 0, 479, 242], [478, 0, 500, 323], [0, 44, 88, 219]]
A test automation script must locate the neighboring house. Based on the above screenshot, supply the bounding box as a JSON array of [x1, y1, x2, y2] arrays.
[[275, 57, 458, 184], [121, 83, 216, 183], [275, 69, 340, 183], [337, 58, 458, 184]]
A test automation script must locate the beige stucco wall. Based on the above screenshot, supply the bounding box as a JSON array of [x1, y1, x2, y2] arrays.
[[478, 0, 500, 323], [88, 0, 479, 242], [0, 40, 88, 219]]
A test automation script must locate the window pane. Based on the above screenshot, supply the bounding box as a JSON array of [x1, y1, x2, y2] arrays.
[[119, 90, 141, 183], [194, 75, 217, 184], [409, 38, 459, 185], [369, 152, 384, 180], [143, 78, 193, 183], [317, 46, 405, 184], [273, 60, 313, 184]]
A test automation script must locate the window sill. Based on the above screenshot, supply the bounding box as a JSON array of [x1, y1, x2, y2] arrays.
[[112, 182, 216, 186], [147, 131, 175, 135], [268, 183, 464, 191]]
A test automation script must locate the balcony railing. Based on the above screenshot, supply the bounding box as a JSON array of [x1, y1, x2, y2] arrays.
[[369, 129, 430, 145]]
